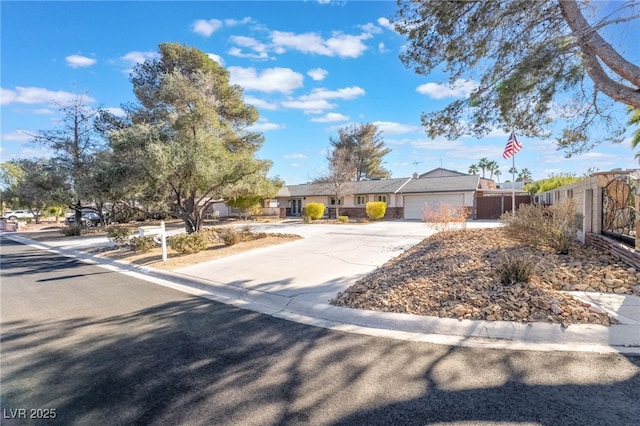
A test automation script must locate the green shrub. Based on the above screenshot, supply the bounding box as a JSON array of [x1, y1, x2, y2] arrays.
[[169, 232, 208, 255], [218, 227, 241, 246], [500, 199, 582, 254], [337, 215, 349, 223], [107, 226, 133, 245], [305, 202, 325, 220], [129, 236, 155, 253], [496, 254, 534, 285], [61, 225, 82, 237], [365, 201, 387, 220]]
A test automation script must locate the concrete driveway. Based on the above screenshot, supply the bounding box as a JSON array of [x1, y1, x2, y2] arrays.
[[174, 220, 499, 306]]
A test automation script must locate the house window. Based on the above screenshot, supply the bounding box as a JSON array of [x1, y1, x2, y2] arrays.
[[376, 195, 387, 204], [329, 197, 343, 206], [567, 189, 573, 199], [355, 195, 367, 205]]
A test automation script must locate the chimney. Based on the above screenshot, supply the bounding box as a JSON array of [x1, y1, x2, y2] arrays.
[[412, 172, 419, 179]]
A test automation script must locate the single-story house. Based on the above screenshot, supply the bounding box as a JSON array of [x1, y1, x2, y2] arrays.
[[273, 168, 506, 220]]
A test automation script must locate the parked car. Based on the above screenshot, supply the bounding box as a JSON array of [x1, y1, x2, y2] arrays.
[[66, 211, 103, 227], [1, 210, 35, 221]]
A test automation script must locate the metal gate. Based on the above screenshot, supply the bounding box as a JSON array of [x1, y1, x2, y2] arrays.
[[602, 175, 636, 246]]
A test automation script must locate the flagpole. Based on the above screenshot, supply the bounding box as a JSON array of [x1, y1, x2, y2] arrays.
[[511, 152, 516, 215]]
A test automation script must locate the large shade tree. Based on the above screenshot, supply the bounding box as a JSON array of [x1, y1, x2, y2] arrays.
[[107, 43, 279, 233], [329, 123, 391, 181], [393, 0, 640, 156]]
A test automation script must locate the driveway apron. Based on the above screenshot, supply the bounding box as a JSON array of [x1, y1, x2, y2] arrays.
[[174, 221, 439, 305]]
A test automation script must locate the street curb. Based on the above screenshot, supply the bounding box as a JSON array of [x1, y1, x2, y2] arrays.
[[4, 233, 640, 354]]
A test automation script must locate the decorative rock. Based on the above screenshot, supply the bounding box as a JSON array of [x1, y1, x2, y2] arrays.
[[330, 227, 617, 327], [588, 305, 605, 314], [551, 304, 563, 315]]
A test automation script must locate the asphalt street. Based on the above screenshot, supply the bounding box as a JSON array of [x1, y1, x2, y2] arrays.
[[1, 236, 639, 425]]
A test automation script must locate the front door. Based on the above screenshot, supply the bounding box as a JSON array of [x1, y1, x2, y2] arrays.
[[291, 198, 302, 216]]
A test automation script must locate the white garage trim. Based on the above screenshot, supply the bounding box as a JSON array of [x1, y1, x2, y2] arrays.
[[403, 193, 465, 220]]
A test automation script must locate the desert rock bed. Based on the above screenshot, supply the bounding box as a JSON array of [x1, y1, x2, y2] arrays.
[[331, 228, 640, 327]]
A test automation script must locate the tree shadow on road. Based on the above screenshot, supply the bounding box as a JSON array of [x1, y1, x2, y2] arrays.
[[2, 293, 639, 426]]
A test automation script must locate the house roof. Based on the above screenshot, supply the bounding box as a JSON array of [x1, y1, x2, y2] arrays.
[[419, 167, 468, 178], [276, 174, 480, 198], [400, 175, 480, 193], [276, 177, 410, 197]]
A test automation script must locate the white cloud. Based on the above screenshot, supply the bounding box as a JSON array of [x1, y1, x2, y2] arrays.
[[65, 54, 96, 68], [229, 67, 304, 94], [378, 42, 388, 53], [311, 112, 349, 123], [207, 53, 224, 65], [270, 30, 370, 58], [373, 121, 421, 135], [281, 98, 335, 113], [244, 96, 278, 111], [1, 130, 31, 142], [377, 17, 395, 31], [228, 47, 269, 60], [307, 68, 328, 81], [224, 17, 252, 26], [1, 87, 95, 106], [104, 107, 126, 117], [229, 36, 271, 60], [416, 79, 478, 99], [192, 18, 223, 37], [249, 118, 285, 132], [121, 51, 158, 66], [282, 86, 365, 113], [359, 23, 382, 35], [284, 153, 307, 159], [33, 108, 54, 115], [300, 86, 365, 101]]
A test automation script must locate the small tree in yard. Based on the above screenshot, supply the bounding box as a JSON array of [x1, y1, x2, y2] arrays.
[[314, 147, 356, 218], [31, 93, 104, 225]]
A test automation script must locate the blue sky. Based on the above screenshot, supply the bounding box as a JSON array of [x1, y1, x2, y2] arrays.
[[1, 0, 638, 185]]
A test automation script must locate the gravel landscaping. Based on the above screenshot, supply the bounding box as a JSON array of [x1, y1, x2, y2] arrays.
[[331, 228, 640, 327]]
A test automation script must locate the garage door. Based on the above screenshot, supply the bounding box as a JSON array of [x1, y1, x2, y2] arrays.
[[403, 194, 465, 220]]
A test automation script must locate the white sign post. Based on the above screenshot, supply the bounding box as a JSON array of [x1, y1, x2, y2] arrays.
[[160, 221, 167, 262]]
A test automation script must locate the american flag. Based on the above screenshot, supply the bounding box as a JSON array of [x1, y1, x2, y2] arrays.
[[502, 131, 522, 159]]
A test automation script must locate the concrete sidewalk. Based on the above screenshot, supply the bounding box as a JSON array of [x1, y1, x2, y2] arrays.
[[3, 220, 639, 354]]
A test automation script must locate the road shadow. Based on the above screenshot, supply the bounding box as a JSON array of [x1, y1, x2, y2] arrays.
[[2, 235, 639, 425], [2, 295, 639, 425]]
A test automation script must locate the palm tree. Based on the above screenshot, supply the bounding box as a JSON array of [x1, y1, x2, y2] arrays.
[[494, 168, 502, 183], [517, 168, 532, 182], [486, 160, 499, 180], [468, 164, 479, 175], [477, 157, 490, 178]]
